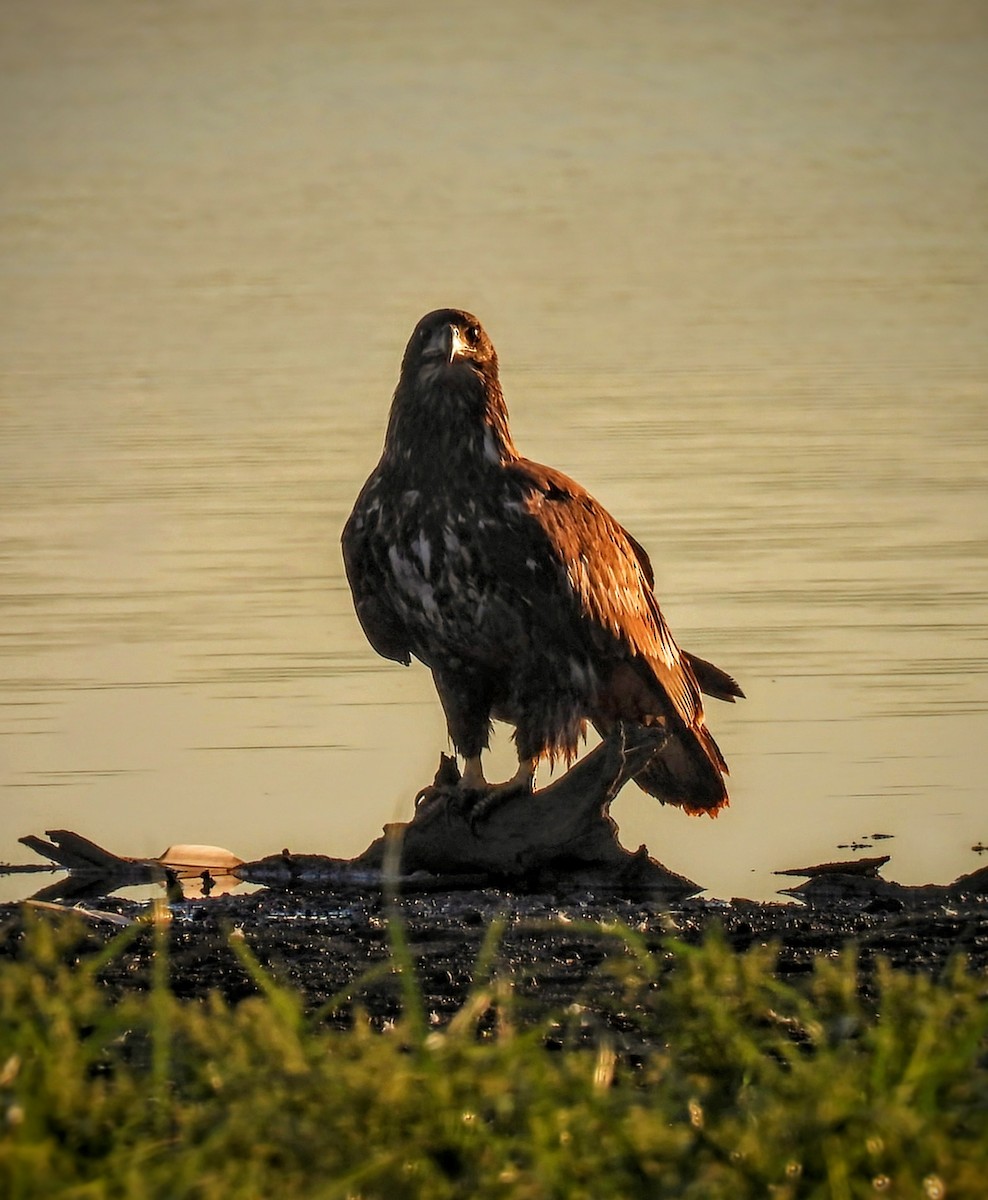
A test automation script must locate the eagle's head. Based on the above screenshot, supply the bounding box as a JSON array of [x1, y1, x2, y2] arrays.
[[386, 308, 516, 473], [401, 308, 499, 390]]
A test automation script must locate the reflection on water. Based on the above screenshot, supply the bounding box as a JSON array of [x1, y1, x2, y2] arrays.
[[2, 1, 986, 901]]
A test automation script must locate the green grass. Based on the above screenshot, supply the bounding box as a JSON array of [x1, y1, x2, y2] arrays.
[[1, 907, 986, 1199]]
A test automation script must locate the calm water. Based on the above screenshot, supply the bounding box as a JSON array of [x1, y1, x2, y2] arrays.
[[2, 1, 986, 901]]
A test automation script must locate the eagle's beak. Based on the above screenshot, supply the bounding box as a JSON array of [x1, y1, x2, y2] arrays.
[[422, 323, 469, 364], [448, 325, 469, 362]]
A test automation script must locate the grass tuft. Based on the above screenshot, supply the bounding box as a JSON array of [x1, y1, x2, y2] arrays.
[[0, 909, 986, 1198]]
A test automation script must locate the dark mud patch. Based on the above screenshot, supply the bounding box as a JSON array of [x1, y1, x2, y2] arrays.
[[3, 883, 987, 1051]]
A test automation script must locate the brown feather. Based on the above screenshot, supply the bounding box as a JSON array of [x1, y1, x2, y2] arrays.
[[682, 651, 746, 703]]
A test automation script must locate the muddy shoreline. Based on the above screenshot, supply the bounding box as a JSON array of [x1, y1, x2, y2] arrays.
[[3, 880, 987, 1051]]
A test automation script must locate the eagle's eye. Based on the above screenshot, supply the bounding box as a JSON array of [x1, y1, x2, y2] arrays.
[[465, 324, 481, 346]]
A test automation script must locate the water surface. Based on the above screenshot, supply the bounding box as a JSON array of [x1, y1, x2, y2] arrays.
[[2, 1, 986, 900]]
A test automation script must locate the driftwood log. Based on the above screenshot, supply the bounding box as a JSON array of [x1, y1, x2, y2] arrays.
[[12, 832, 242, 903], [10, 723, 988, 903], [9, 726, 700, 898], [245, 724, 699, 894]]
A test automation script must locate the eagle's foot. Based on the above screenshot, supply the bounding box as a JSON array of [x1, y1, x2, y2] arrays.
[[413, 781, 492, 828], [413, 785, 447, 816], [465, 781, 531, 831], [459, 756, 537, 832], [414, 755, 537, 830]]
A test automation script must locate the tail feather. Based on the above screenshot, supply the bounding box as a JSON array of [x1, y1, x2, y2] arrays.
[[593, 715, 730, 816], [593, 646, 741, 817], [633, 721, 729, 815], [682, 651, 745, 703]]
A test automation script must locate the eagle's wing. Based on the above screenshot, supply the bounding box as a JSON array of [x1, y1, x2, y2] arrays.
[[500, 460, 733, 811], [341, 491, 412, 667], [501, 460, 704, 733], [623, 527, 743, 703]]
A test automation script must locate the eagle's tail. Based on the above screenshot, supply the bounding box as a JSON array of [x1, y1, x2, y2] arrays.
[[592, 716, 729, 815], [631, 720, 729, 816]]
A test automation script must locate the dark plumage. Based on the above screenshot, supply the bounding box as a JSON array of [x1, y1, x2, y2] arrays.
[[342, 308, 743, 814]]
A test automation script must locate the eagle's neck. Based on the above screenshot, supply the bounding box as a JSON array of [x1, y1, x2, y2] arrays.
[[382, 372, 518, 485]]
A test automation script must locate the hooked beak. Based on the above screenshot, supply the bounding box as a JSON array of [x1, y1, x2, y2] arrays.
[[421, 323, 469, 364]]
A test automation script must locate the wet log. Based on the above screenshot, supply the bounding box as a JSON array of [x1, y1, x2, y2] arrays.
[[242, 724, 701, 895], [776, 854, 988, 907], [18, 830, 165, 884], [13, 832, 242, 902], [775, 855, 891, 879], [9, 728, 698, 897]]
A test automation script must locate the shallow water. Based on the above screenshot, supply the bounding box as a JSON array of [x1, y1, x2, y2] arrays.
[[2, 0, 986, 901]]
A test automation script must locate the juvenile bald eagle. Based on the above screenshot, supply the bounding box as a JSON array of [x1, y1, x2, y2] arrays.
[[342, 309, 743, 814]]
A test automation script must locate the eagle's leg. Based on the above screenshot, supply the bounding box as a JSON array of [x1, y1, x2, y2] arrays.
[[459, 755, 488, 790], [428, 665, 498, 808], [430, 667, 539, 818], [460, 754, 537, 829], [461, 754, 537, 795]]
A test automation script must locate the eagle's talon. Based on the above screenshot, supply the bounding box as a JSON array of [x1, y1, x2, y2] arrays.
[[415, 779, 526, 835], [466, 793, 496, 834], [414, 753, 464, 814], [463, 776, 535, 833], [413, 784, 455, 816], [414, 781, 485, 828]]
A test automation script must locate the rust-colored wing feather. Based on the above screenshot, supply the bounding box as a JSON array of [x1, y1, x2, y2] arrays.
[[503, 459, 730, 812], [508, 460, 701, 726]]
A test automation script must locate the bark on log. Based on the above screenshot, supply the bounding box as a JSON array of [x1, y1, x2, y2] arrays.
[[10, 726, 705, 895], [18, 830, 165, 881], [242, 724, 701, 895], [775, 855, 891, 879]]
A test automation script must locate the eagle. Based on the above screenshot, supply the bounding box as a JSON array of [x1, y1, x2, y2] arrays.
[[342, 308, 743, 815]]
